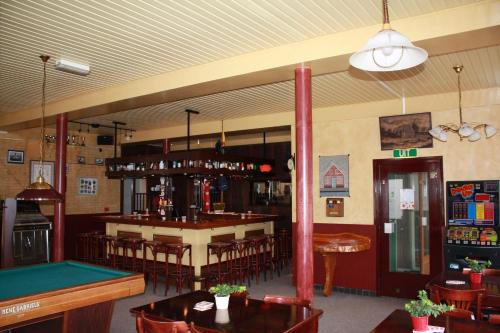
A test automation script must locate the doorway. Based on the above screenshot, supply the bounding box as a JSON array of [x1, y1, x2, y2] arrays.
[[374, 157, 445, 298]]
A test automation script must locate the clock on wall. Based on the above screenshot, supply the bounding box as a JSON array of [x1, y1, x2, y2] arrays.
[[287, 154, 295, 171]]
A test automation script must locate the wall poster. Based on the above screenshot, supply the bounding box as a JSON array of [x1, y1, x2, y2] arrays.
[[79, 177, 98, 195], [319, 155, 349, 197]]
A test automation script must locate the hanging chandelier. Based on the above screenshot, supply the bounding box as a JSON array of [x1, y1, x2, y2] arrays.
[[429, 65, 497, 142], [349, 0, 427, 72], [16, 55, 63, 201]]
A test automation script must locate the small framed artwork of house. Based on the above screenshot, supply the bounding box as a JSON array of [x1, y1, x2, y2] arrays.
[[319, 155, 349, 197], [379, 112, 433, 150]]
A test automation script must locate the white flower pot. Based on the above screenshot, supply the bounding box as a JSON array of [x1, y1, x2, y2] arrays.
[[214, 295, 230, 309], [215, 309, 230, 324]]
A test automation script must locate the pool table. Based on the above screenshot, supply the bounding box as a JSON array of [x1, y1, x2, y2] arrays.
[[0, 261, 144, 333]]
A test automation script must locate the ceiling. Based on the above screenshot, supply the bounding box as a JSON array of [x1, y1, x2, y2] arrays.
[[1, 0, 498, 133]]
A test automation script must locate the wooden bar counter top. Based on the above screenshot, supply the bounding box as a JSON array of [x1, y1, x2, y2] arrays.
[[96, 212, 276, 229]]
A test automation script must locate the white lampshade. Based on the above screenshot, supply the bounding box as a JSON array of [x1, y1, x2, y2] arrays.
[[458, 124, 474, 137], [468, 130, 481, 142], [485, 124, 498, 138], [429, 127, 448, 142], [349, 29, 428, 71]]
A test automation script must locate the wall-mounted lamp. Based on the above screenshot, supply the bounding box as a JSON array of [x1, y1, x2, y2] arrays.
[[55, 58, 90, 76]]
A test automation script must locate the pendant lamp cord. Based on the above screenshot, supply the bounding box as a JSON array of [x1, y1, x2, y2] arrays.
[[456, 66, 463, 124], [39, 55, 50, 177]]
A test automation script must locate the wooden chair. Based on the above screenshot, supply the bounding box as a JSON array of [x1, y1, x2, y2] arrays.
[[483, 268, 500, 276], [190, 322, 219, 333], [430, 285, 485, 320], [136, 311, 189, 333], [263, 295, 311, 307], [489, 314, 500, 324]]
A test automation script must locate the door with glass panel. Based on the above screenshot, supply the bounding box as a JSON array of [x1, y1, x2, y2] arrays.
[[374, 157, 444, 298]]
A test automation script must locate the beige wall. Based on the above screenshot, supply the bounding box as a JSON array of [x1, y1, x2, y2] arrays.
[[0, 129, 120, 214]]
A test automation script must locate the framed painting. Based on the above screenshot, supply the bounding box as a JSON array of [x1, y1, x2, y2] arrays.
[[319, 155, 349, 197], [379, 112, 433, 150], [7, 150, 24, 164]]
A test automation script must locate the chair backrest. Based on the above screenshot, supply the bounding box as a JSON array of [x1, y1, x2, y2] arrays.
[[489, 314, 500, 324], [430, 285, 485, 320], [444, 308, 474, 320], [136, 311, 189, 333], [483, 268, 500, 276], [190, 322, 219, 333], [263, 295, 311, 307]]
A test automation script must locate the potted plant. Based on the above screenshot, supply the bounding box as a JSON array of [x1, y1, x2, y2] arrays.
[[404, 290, 454, 332], [465, 257, 491, 284], [209, 284, 247, 309]]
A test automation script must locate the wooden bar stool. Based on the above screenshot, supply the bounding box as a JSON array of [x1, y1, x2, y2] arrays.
[[262, 234, 277, 280], [277, 228, 291, 270], [164, 243, 193, 295], [75, 232, 92, 262], [107, 235, 125, 268], [90, 233, 107, 265], [230, 239, 251, 286], [206, 242, 232, 285], [122, 237, 146, 272], [245, 235, 267, 284], [142, 240, 165, 292]]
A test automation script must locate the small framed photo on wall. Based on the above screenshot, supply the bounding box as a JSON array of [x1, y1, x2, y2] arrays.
[[79, 177, 98, 195], [7, 150, 24, 164]]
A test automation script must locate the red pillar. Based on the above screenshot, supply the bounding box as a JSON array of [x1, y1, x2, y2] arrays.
[[53, 113, 67, 261], [295, 65, 314, 302], [162, 138, 170, 154]]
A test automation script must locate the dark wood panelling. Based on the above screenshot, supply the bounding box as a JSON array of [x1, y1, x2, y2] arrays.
[[245, 229, 264, 237], [292, 223, 377, 292], [64, 301, 114, 333], [116, 230, 141, 238]]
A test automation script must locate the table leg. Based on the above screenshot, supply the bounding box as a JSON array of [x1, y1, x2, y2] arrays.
[[321, 253, 337, 297]]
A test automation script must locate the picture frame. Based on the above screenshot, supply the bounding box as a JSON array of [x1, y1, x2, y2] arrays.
[[319, 155, 349, 197], [7, 150, 24, 164], [379, 112, 433, 150], [30, 160, 54, 186], [79, 177, 98, 195], [95, 158, 104, 166], [77, 156, 86, 164]]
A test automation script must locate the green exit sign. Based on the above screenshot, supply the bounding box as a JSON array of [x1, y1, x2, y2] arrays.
[[393, 148, 417, 158]]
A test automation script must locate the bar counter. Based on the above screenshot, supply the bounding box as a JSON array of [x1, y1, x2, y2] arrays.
[[97, 213, 276, 285]]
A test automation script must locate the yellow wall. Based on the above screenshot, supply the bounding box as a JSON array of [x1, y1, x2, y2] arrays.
[[0, 129, 120, 214]]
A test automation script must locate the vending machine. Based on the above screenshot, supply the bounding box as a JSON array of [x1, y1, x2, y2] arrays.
[[444, 180, 500, 271]]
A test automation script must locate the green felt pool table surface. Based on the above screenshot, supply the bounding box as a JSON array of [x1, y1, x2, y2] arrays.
[[0, 261, 131, 300]]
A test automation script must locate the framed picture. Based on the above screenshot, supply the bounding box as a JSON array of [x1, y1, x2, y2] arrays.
[[319, 155, 349, 197], [7, 150, 24, 164], [79, 177, 98, 195], [379, 112, 433, 150], [30, 160, 54, 186], [95, 158, 104, 166], [77, 156, 86, 164]]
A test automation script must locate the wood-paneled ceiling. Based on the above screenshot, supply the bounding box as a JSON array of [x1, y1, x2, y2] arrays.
[[1, 0, 498, 132]]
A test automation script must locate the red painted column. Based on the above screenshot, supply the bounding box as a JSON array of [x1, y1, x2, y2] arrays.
[[162, 138, 170, 154], [53, 113, 67, 261], [295, 65, 314, 302]]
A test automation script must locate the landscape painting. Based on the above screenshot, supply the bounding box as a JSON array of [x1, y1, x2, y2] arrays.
[[379, 112, 433, 150]]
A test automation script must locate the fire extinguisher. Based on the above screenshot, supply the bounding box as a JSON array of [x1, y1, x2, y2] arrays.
[[202, 179, 210, 212]]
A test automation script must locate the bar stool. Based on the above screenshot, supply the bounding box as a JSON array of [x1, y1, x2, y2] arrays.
[[230, 239, 251, 286], [90, 233, 108, 265], [245, 235, 267, 284], [206, 242, 232, 285], [107, 235, 126, 268], [277, 229, 291, 270], [75, 232, 92, 262], [142, 240, 166, 292], [164, 243, 193, 295], [262, 234, 277, 280], [122, 237, 146, 272]]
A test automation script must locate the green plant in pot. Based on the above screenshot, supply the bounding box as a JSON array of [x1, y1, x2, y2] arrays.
[[404, 290, 454, 332], [209, 284, 247, 309], [465, 257, 491, 284]]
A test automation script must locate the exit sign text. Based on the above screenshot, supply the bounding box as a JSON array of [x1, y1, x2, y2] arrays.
[[393, 148, 417, 158]]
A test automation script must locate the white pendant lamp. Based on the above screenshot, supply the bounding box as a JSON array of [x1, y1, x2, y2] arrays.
[[349, 0, 428, 72]]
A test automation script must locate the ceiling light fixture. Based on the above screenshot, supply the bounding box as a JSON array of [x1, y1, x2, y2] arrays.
[[16, 55, 63, 202], [55, 58, 90, 76], [429, 65, 497, 142], [349, 0, 428, 71]]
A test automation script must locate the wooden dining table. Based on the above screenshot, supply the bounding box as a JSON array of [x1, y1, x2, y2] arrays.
[[425, 271, 500, 310], [130, 290, 323, 333], [370, 309, 499, 333]]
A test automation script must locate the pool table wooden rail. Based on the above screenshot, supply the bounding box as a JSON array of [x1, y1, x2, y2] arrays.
[[0, 272, 144, 329]]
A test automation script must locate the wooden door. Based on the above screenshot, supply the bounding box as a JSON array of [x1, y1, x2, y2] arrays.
[[374, 157, 445, 298]]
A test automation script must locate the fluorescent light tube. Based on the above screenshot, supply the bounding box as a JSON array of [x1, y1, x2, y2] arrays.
[[55, 59, 90, 76]]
